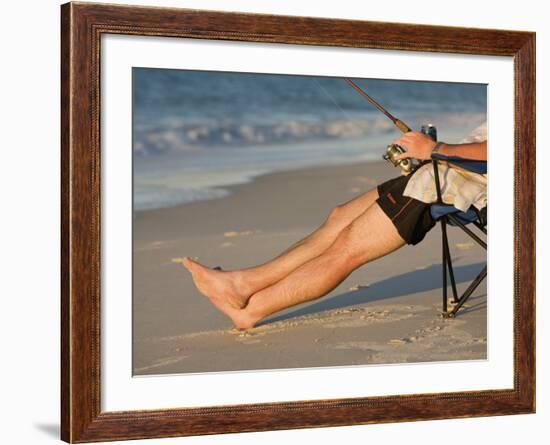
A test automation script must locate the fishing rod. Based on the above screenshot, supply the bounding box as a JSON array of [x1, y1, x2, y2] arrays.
[[344, 78, 412, 134], [343, 78, 437, 175]]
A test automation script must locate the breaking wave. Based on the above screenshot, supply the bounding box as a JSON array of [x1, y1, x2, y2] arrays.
[[134, 112, 486, 157]]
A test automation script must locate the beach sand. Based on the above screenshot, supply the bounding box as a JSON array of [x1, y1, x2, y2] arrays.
[[133, 161, 486, 375]]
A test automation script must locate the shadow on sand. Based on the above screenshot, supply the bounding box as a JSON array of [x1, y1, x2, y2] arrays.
[[262, 262, 486, 326]]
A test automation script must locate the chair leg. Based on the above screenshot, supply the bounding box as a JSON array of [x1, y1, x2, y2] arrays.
[[432, 159, 486, 317], [440, 217, 459, 315], [440, 215, 487, 317], [441, 219, 459, 304], [447, 214, 487, 249], [441, 219, 448, 314], [443, 266, 487, 318]]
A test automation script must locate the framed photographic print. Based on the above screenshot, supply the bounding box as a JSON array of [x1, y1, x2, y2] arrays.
[[61, 1, 535, 442]]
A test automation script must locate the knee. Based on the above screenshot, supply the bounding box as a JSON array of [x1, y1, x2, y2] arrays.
[[325, 204, 346, 227], [328, 223, 364, 266]]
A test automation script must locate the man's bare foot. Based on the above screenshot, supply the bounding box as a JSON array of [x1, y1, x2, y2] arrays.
[[181, 257, 250, 309], [182, 257, 258, 329]]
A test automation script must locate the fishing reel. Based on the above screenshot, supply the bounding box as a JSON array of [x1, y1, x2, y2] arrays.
[[383, 144, 414, 175], [383, 124, 437, 176]]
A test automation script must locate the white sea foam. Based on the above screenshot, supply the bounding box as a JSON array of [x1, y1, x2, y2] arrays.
[[133, 112, 486, 157], [134, 113, 487, 212]]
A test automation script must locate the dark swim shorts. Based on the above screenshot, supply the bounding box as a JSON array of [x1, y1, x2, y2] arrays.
[[376, 172, 437, 245]]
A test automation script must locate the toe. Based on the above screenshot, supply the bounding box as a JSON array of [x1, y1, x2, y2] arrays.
[[181, 257, 194, 271]]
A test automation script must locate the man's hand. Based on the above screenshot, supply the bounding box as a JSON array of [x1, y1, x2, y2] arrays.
[[393, 131, 437, 161]]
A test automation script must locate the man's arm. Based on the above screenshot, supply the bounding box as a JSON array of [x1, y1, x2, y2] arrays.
[[393, 131, 487, 162], [436, 141, 487, 161]]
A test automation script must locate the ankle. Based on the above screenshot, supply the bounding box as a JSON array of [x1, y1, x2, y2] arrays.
[[231, 270, 255, 299]]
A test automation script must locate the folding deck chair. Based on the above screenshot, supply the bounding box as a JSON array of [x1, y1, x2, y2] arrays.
[[429, 153, 487, 318]]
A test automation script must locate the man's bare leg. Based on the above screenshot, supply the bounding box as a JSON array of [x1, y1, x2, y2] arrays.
[[187, 202, 405, 329], [182, 188, 379, 309]]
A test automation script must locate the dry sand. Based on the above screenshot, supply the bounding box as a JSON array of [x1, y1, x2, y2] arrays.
[[133, 161, 486, 375]]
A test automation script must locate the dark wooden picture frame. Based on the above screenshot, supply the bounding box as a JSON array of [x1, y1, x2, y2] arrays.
[[61, 1, 536, 442]]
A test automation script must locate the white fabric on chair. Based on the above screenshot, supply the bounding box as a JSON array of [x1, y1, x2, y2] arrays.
[[402, 122, 487, 212]]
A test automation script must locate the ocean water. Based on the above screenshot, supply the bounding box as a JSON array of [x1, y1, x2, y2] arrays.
[[133, 68, 487, 211]]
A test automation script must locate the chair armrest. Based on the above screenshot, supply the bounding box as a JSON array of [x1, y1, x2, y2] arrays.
[[431, 153, 487, 175]]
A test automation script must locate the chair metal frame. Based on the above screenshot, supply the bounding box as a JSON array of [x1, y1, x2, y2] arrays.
[[431, 159, 487, 318]]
